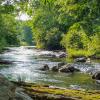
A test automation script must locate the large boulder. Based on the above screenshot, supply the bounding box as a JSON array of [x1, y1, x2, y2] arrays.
[[39, 64, 49, 71], [0, 74, 16, 100], [59, 64, 80, 73], [92, 71, 100, 80]]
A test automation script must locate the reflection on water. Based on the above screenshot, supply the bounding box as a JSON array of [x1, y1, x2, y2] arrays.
[[0, 46, 100, 90]]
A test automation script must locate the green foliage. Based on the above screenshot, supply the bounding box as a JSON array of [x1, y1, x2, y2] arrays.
[[0, 0, 99, 58], [0, 5, 14, 14], [65, 23, 90, 49], [45, 27, 63, 49], [30, 0, 100, 56], [18, 22, 33, 46], [61, 22, 94, 57], [0, 37, 7, 52], [59, 0, 100, 57], [0, 1, 20, 51], [31, 0, 65, 50], [90, 33, 100, 54], [1, 14, 19, 45]]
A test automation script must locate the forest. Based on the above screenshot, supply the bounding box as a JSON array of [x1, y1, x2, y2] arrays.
[[0, 0, 100, 100], [0, 0, 100, 58]]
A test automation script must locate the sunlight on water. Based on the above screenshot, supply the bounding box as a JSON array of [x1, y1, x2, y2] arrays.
[[0, 46, 59, 83], [0, 46, 100, 90]]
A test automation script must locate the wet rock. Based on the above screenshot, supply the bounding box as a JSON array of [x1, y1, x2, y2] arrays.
[[59, 64, 80, 73], [58, 62, 66, 68], [75, 57, 87, 62], [40, 53, 56, 58], [92, 71, 100, 80], [29, 93, 77, 100], [86, 58, 91, 63], [0, 74, 16, 100], [38, 50, 66, 58], [52, 62, 66, 72], [51, 66, 59, 72], [59, 67, 71, 73], [86, 68, 95, 74], [15, 88, 33, 100], [40, 64, 49, 71], [17, 82, 85, 100], [69, 85, 84, 90], [91, 55, 100, 59], [0, 60, 12, 64], [58, 53, 66, 58]]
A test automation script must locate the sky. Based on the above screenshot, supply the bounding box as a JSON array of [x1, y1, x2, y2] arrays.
[[16, 13, 31, 21], [1, 0, 32, 21]]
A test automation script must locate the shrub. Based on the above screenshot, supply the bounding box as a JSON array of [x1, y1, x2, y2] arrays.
[[61, 23, 94, 58]]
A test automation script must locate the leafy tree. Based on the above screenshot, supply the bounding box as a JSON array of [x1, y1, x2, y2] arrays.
[[0, 0, 20, 51], [31, 0, 100, 57]]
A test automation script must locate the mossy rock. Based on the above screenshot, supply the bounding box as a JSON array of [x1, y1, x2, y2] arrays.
[[13, 81, 100, 100]]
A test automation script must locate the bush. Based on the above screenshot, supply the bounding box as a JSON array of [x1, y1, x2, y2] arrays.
[[67, 49, 94, 58], [61, 23, 95, 58]]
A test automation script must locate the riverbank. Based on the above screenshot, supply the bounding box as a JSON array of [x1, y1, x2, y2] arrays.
[[12, 81, 100, 100], [0, 73, 98, 100], [1, 73, 100, 100]]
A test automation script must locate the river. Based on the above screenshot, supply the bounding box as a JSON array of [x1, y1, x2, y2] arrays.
[[0, 46, 100, 90]]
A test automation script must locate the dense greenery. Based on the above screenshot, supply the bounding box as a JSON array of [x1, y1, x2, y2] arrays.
[[31, 0, 100, 57], [18, 21, 33, 45], [0, 1, 19, 51], [0, 0, 100, 57], [0, 0, 33, 51]]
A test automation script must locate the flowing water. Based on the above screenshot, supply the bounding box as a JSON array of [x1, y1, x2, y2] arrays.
[[0, 46, 100, 90]]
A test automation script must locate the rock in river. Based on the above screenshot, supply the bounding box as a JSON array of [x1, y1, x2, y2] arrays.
[[58, 62, 66, 68], [0, 60, 12, 65], [51, 62, 66, 72], [0, 74, 16, 100], [51, 66, 59, 72], [58, 53, 66, 58], [40, 64, 49, 71], [74, 57, 87, 62], [92, 71, 100, 80], [15, 87, 33, 100], [59, 64, 80, 73]]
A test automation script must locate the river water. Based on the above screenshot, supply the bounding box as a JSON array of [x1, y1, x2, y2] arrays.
[[0, 46, 100, 90]]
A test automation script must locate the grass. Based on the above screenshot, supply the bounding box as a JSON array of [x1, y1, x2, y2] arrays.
[[67, 49, 94, 58]]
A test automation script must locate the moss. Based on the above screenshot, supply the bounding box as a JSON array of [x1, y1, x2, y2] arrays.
[[13, 82, 100, 100]]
